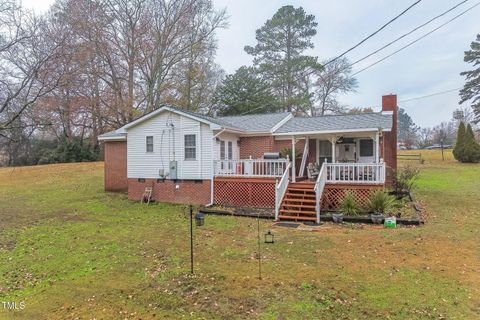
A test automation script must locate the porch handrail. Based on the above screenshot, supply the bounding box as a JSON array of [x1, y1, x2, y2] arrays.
[[313, 163, 328, 224], [275, 162, 291, 221], [325, 162, 385, 184], [214, 159, 289, 177]]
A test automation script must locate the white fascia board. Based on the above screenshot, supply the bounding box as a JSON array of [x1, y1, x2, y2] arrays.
[[270, 113, 294, 133], [238, 131, 272, 137], [273, 128, 385, 136], [98, 135, 127, 142], [122, 106, 219, 131]]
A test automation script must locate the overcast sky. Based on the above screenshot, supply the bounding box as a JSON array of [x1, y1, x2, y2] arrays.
[[23, 0, 479, 127]]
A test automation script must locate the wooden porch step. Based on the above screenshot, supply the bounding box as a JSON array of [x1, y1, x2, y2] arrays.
[[281, 204, 316, 209], [285, 192, 316, 200], [279, 209, 316, 215], [289, 183, 315, 188], [278, 215, 317, 221], [287, 188, 315, 193], [283, 198, 316, 203]]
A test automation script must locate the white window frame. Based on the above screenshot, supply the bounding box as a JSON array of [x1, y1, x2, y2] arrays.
[[184, 134, 196, 160], [146, 136, 154, 153]]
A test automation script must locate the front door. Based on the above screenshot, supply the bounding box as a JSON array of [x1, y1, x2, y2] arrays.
[[358, 139, 375, 163]]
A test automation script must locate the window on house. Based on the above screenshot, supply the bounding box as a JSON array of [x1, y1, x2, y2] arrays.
[[228, 141, 233, 160], [319, 140, 332, 163], [360, 139, 374, 157], [146, 136, 153, 153], [220, 140, 225, 159], [184, 134, 196, 160]]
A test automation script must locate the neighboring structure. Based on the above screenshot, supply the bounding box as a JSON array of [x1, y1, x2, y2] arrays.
[[99, 94, 398, 223]]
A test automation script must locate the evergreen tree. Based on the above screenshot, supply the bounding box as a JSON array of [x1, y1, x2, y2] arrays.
[[460, 34, 480, 124], [453, 122, 466, 161], [213, 67, 278, 116], [398, 108, 419, 147], [453, 122, 480, 163], [463, 123, 480, 162], [244, 5, 321, 113]]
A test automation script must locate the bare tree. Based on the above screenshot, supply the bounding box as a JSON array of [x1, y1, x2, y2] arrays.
[[314, 57, 357, 116], [0, 0, 60, 133]]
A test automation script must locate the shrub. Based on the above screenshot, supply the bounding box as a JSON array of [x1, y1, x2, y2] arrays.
[[453, 122, 480, 163], [395, 165, 420, 194], [338, 191, 360, 215], [367, 190, 396, 214]]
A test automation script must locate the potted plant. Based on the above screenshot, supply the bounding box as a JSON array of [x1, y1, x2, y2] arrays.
[[367, 190, 396, 224], [334, 191, 359, 223]]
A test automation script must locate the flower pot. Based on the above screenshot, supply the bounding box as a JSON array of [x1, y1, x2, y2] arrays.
[[370, 213, 384, 224], [332, 213, 344, 223]]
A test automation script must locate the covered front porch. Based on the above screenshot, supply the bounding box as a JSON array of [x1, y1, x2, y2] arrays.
[[211, 129, 386, 216], [284, 130, 383, 183]]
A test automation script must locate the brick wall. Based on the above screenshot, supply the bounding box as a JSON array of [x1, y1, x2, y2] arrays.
[[238, 136, 316, 177], [381, 94, 398, 187], [239, 136, 275, 159], [104, 141, 128, 192], [128, 179, 211, 205]]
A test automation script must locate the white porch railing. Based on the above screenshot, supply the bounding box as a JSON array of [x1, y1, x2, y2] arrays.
[[214, 159, 289, 177], [314, 163, 328, 224], [325, 162, 385, 184], [275, 162, 291, 220]]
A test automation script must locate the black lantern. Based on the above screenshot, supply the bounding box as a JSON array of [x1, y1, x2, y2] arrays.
[[194, 212, 205, 227], [264, 230, 274, 244]]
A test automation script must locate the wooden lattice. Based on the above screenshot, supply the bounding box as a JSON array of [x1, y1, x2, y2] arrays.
[[214, 178, 275, 208], [321, 184, 383, 211]]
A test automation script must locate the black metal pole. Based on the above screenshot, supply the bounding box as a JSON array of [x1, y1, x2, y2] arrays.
[[257, 216, 262, 280], [190, 205, 194, 274]]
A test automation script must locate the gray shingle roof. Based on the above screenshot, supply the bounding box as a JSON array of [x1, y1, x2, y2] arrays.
[[274, 113, 393, 134], [216, 112, 291, 132]]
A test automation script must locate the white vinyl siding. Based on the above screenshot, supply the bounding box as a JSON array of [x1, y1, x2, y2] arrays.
[[213, 132, 240, 161], [126, 111, 213, 179]]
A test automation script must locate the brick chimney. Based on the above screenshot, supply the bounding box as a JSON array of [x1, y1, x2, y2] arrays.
[[381, 94, 397, 187]]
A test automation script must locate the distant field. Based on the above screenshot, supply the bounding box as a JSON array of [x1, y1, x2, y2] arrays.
[[0, 150, 479, 319]]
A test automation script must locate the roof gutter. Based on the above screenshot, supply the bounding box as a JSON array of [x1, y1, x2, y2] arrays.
[[273, 127, 390, 136]]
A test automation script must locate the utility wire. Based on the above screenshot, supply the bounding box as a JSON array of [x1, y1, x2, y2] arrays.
[[324, 0, 422, 67], [351, 0, 469, 67], [352, 1, 480, 76], [398, 87, 461, 103]]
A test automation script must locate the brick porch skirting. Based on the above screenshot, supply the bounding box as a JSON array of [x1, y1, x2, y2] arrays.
[[321, 183, 384, 211], [128, 179, 211, 205], [214, 177, 276, 208]]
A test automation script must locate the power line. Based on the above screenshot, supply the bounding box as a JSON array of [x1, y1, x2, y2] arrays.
[[351, 0, 469, 67], [352, 1, 480, 76], [398, 87, 461, 103], [324, 0, 422, 67]]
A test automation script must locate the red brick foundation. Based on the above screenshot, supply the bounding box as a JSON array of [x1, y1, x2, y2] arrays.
[[128, 179, 211, 205], [214, 177, 276, 208], [104, 141, 128, 192]]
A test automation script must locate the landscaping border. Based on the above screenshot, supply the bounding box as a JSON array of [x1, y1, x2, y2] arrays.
[[199, 190, 425, 226]]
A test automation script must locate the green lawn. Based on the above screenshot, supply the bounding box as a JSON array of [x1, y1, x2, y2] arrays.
[[0, 150, 479, 319]]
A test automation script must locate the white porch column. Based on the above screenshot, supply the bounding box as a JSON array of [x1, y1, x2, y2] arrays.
[[331, 137, 336, 163], [375, 131, 380, 163], [291, 136, 296, 182]]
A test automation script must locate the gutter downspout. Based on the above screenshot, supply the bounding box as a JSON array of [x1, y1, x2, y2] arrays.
[[206, 128, 226, 206]]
